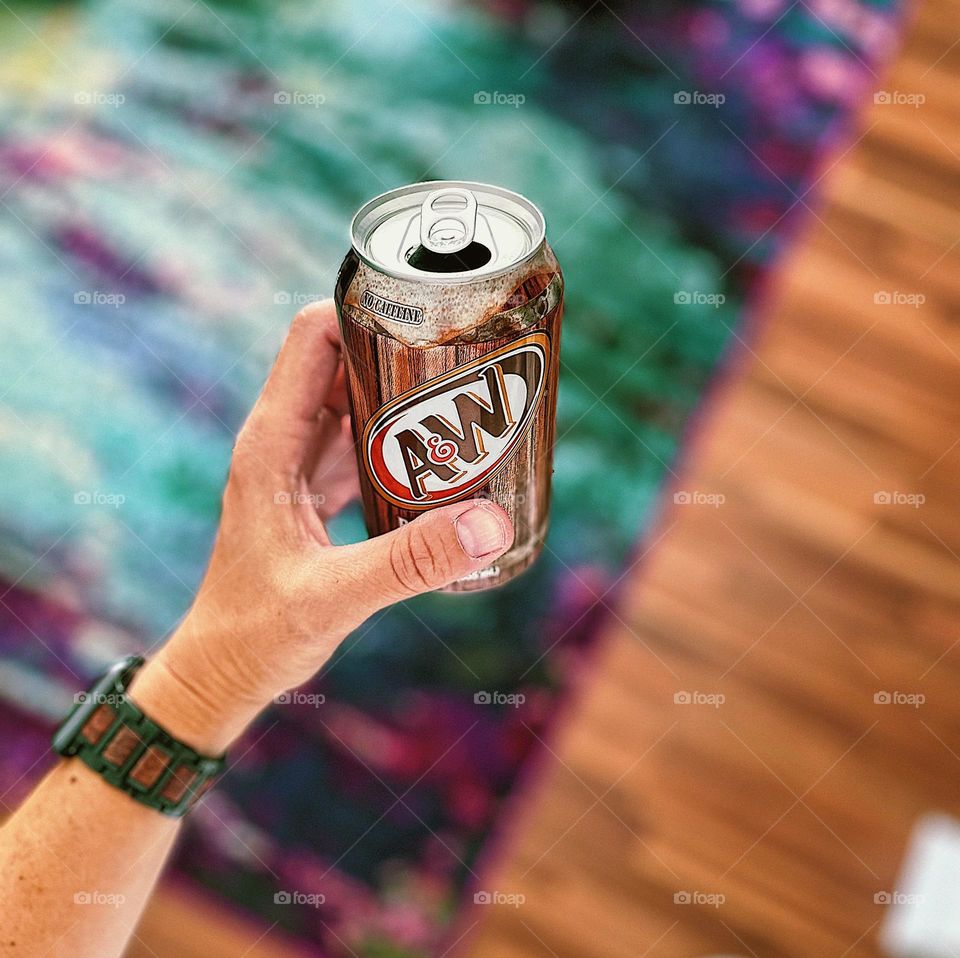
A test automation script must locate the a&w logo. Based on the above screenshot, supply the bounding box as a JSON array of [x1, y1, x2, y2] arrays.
[[363, 332, 549, 508]]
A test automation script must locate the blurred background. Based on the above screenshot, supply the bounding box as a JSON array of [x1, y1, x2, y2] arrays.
[[4, 0, 960, 955]]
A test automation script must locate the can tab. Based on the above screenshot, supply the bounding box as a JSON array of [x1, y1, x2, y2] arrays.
[[419, 188, 477, 255]]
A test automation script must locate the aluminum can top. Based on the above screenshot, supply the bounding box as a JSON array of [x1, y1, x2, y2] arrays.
[[350, 180, 546, 285]]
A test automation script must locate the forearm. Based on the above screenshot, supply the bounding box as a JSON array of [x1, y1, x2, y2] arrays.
[[0, 754, 180, 957], [0, 650, 254, 958]]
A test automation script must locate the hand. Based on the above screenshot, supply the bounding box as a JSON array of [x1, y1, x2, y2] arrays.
[[129, 300, 513, 753]]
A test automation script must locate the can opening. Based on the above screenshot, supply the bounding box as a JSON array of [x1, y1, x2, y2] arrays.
[[351, 181, 545, 283], [405, 241, 492, 273]]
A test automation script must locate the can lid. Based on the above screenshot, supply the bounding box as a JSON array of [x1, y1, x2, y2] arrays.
[[350, 180, 545, 284]]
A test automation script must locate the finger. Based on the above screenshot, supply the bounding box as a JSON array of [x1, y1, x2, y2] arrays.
[[326, 500, 514, 623], [254, 300, 342, 430], [233, 301, 342, 484], [309, 415, 360, 518], [324, 365, 351, 418]]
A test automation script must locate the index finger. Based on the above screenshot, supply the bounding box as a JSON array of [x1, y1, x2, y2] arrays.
[[253, 299, 342, 430]]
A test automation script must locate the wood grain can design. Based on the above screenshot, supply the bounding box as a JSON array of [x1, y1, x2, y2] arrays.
[[335, 181, 563, 592]]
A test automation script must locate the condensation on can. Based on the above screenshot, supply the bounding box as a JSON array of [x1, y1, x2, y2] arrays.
[[335, 181, 563, 592]]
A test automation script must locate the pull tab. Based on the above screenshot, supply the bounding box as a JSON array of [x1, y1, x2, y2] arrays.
[[419, 187, 477, 255]]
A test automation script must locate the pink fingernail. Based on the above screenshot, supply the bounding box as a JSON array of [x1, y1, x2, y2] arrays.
[[455, 506, 507, 559]]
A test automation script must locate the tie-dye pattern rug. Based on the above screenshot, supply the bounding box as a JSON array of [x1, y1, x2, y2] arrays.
[[0, 0, 901, 953]]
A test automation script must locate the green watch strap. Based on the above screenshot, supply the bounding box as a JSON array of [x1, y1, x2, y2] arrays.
[[52, 655, 226, 818]]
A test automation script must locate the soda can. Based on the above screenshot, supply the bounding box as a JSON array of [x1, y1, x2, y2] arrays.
[[334, 181, 563, 592]]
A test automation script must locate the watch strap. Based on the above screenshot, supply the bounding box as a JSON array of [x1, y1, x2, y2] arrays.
[[53, 656, 226, 817]]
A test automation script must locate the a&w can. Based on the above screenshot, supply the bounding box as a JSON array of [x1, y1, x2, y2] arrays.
[[334, 181, 563, 592]]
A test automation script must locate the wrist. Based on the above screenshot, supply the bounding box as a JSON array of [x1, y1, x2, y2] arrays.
[[128, 645, 262, 756]]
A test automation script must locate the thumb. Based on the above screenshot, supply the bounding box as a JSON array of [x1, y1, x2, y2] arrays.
[[332, 500, 514, 617]]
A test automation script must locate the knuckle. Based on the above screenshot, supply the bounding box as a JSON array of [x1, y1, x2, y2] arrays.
[[389, 525, 449, 595], [229, 422, 260, 481], [292, 302, 335, 337], [291, 306, 316, 332], [226, 417, 277, 499]]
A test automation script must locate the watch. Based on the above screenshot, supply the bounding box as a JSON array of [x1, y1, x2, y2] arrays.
[[52, 655, 226, 817]]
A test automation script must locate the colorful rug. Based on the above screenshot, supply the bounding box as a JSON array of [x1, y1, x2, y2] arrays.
[[0, 0, 902, 954]]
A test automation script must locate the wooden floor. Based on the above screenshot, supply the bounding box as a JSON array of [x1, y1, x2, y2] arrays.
[[461, 1, 960, 955], [132, 0, 960, 955]]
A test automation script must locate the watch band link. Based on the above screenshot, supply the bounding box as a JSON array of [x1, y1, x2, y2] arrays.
[[53, 656, 226, 817]]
